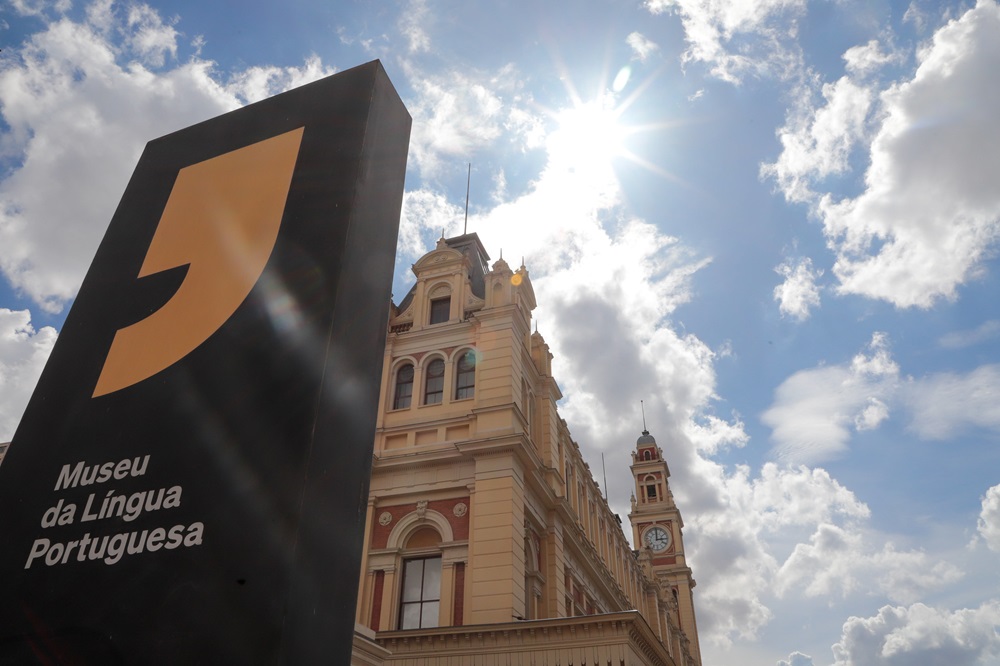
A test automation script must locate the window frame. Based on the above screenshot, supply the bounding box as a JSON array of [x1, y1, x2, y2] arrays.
[[429, 297, 450, 325], [398, 555, 443, 630], [392, 363, 415, 410], [423, 358, 445, 405], [643, 473, 659, 501], [454, 350, 476, 400]]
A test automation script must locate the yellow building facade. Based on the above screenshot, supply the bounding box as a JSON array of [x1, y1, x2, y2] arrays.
[[352, 234, 702, 665]]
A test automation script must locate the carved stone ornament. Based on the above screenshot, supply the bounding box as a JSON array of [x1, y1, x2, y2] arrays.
[[378, 512, 392, 526], [453, 502, 468, 517], [416, 500, 428, 518]]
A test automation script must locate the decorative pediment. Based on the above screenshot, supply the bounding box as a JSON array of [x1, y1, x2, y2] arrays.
[[412, 245, 468, 277], [428, 282, 451, 299]]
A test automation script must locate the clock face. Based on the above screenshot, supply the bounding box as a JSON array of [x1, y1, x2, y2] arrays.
[[643, 526, 671, 552]]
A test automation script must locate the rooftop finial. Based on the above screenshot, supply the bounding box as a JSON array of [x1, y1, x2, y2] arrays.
[[641, 400, 649, 436]]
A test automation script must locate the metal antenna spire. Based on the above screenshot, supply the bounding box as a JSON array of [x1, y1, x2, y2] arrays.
[[641, 400, 648, 435], [463, 163, 471, 235], [602, 452, 608, 500]]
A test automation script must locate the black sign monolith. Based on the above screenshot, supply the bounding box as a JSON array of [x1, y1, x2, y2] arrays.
[[0, 60, 410, 664]]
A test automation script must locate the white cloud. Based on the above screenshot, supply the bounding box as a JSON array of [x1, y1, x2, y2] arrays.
[[122, 3, 178, 68], [689, 463, 870, 645], [854, 397, 889, 431], [396, 188, 464, 270], [686, 413, 748, 455], [778, 653, 814, 666], [831, 602, 1000, 666], [403, 63, 539, 178], [766, 332, 1000, 457], [902, 2, 930, 32], [762, 76, 873, 204], [776, 524, 962, 603], [626, 31, 659, 62], [0, 309, 56, 441], [976, 485, 1000, 552], [399, 0, 432, 54], [643, 0, 807, 83], [939, 320, 1000, 349], [0, 6, 334, 313], [903, 364, 1000, 439], [769, 2, 1000, 309], [763, 333, 899, 465], [8, 0, 70, 18], [843, 39, 904, 78], [773, 257, 822, 320], [502, 213, 712, 447], [224, 54, 336, 104], [826, 1, 1000, 308]]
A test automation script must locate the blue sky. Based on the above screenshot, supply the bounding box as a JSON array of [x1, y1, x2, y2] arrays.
[[2, 0, 1000, 664]]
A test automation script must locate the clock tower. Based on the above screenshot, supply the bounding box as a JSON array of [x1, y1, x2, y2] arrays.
[[628, 428, 702, 665]]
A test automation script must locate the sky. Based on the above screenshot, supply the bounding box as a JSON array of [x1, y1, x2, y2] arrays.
[[1, 0, 999, 664]]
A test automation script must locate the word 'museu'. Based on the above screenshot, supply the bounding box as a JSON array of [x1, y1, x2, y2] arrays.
[[54, 455, 151, 491]]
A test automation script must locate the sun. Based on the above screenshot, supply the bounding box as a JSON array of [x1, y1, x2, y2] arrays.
[[549, 95, 627, 168], [542, 66, 682, 187]]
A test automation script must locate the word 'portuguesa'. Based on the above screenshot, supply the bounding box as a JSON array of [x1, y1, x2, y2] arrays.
[[24, 523, 204, 569]]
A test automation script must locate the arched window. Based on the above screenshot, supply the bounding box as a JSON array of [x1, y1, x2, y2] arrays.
[[644, 474, 658, 501], [393, 364, 414, 409], [642, 449, 652, 461], [427, 283, 452, 325], [424, 358, 445, 404], [523, 533, 543, 620], [399, 526, 443, 630], [455, 351, 476, 400]]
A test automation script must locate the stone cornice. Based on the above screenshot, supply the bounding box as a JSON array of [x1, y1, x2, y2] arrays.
[[373, 445, 466, 473], [374, 610, 675, 665]]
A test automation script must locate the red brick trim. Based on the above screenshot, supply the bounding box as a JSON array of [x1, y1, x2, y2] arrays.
[[371, 498, 470, 548], [453, 562, 465, 626], [370, 570, 385, 630]]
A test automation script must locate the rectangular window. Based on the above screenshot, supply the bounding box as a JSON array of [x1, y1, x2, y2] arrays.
[[399, 556, 442, 630], [429, 297, 450, 324]]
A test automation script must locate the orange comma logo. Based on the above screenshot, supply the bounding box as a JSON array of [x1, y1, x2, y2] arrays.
[[92, 127, 305, 398]]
